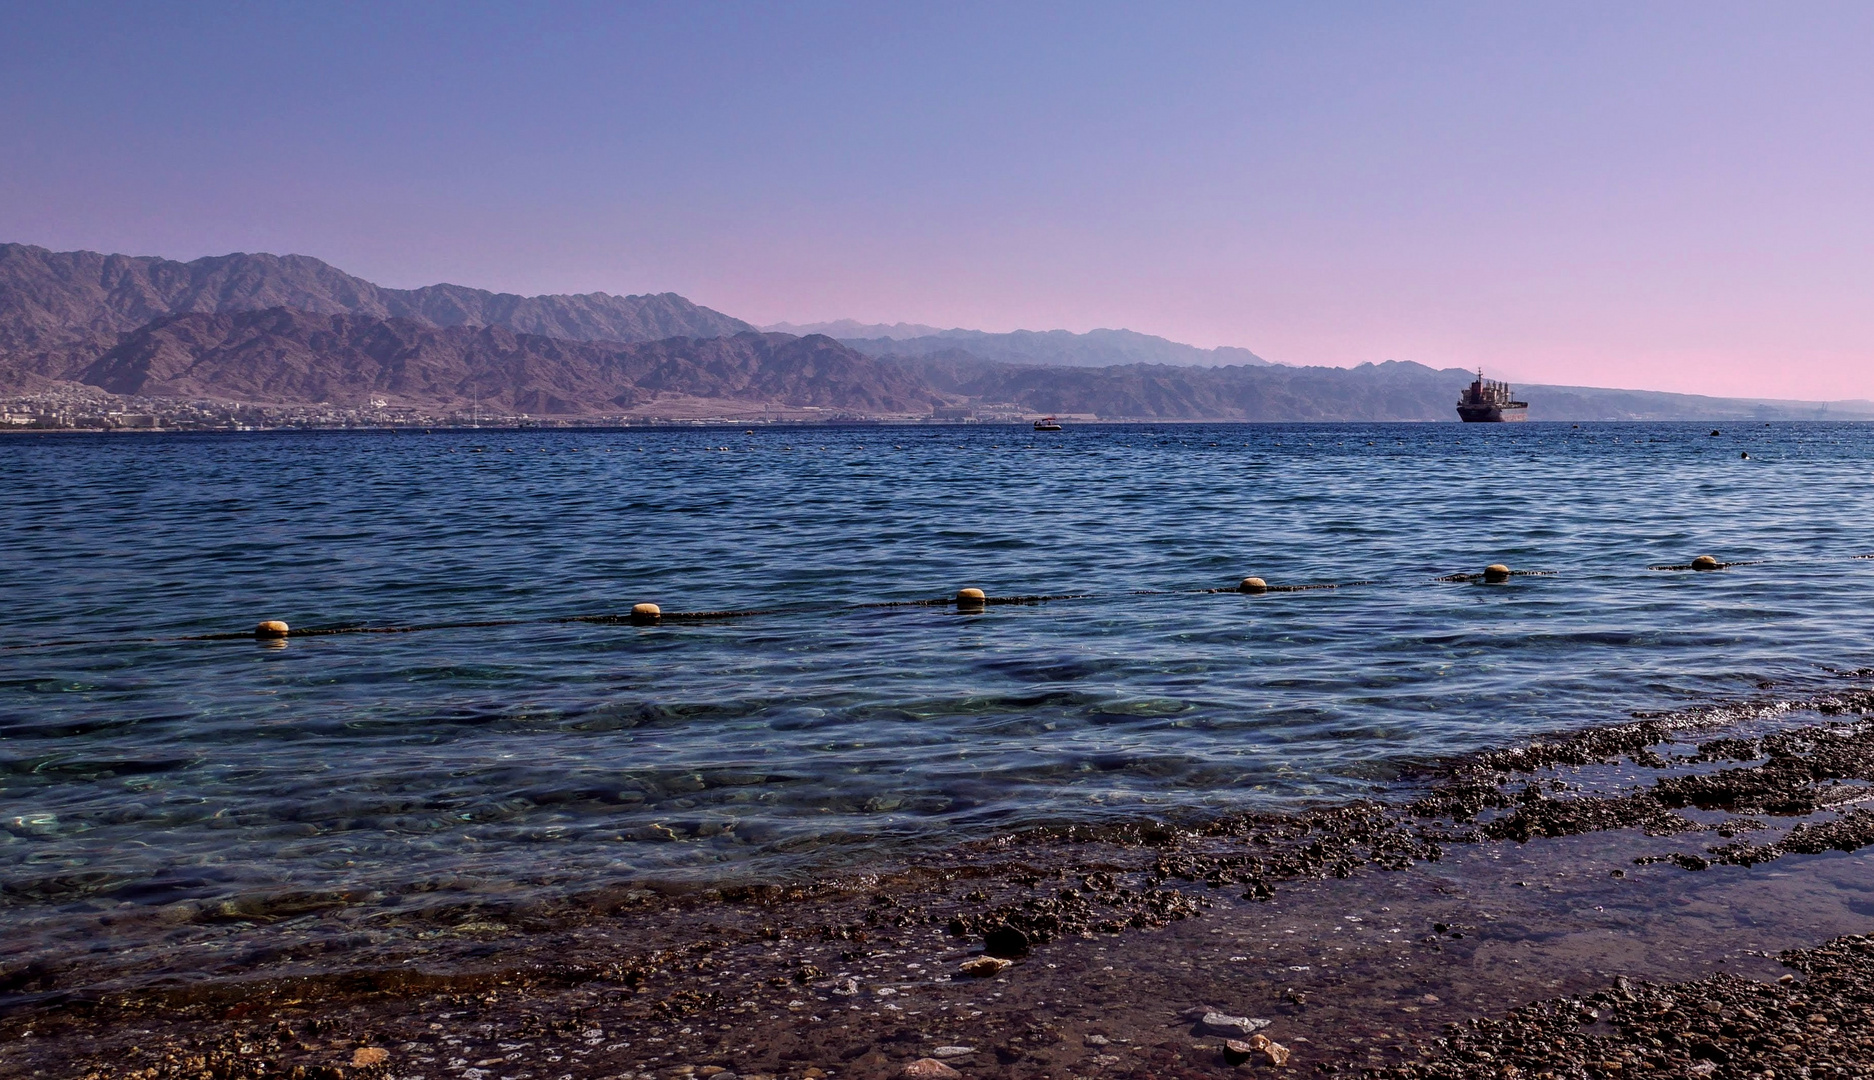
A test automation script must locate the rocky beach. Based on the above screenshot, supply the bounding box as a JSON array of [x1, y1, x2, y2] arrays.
[[10, 686, 1874, 1079]]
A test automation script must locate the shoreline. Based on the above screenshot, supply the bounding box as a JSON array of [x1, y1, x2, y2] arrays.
[[9, 690, 1874, 1077]]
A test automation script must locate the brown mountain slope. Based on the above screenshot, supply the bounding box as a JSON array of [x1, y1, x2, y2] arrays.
[[79, 309, 933, 415], [0, 243, 752, 383]]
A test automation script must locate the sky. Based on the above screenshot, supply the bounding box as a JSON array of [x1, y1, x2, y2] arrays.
[[4, 2, 1874, 399]]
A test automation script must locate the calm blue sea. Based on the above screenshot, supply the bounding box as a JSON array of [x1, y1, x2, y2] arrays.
[[4, 423, 1873, 921]]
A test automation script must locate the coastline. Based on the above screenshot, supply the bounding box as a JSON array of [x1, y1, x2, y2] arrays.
[[10, 689, 1874, 1078]]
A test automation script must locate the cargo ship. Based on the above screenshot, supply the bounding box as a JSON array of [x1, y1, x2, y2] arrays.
[[1456, 370, 1528, 422]]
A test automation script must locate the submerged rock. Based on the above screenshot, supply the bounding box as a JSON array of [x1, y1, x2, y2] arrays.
[[1197, 1010, 1270, 1037], [958, 956, 1011, 977]]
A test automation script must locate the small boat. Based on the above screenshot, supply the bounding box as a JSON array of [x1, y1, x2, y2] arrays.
[[1033, 416, 1062, 431]]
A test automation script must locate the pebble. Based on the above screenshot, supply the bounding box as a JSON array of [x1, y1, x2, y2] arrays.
[[930, 1046, 975, 1058], [1249, 1034, 1291, 1067], [351, 1047, 389, 1067], [958, 956, 1011, 977], [901, 1059, 961, 1080]]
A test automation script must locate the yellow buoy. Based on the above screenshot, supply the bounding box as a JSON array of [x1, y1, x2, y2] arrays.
[[1483, 564, 1511, 583], [630, 602, 662, 624], [1238, 576, 1268, 594], [1691, 555, 1721, 571], [254, 620, 290, 638], [956, 587, 987, 610]]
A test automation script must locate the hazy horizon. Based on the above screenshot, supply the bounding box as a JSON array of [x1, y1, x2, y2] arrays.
[[7, 3, 1874, 399]]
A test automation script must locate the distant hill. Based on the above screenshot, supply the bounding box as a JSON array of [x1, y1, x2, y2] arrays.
[[833, 326, 1272, 369], [76, 309, 929, 415], [0, 243, 752, 384], [764, 319, 950, 339], [891, 352, 1462, 420], [1520, 383, 1874, 421]]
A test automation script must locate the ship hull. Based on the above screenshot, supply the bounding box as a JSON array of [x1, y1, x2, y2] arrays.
[[1457, 403, 1529, 423]]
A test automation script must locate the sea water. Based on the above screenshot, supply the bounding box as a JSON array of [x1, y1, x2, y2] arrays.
[[4, 422, 1873, 921]]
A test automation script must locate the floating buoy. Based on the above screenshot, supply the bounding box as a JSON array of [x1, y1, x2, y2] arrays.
[[1741, 452, 1750, 460], [254, 620, 290, 638], [1691, 555, 1721, 571], [956, 587, 987, 610], [1710, 430, 1721, 436], [1483, 564, 1511, 583], [1238, 576, 1268, 594], [630, 603, 662, 624]]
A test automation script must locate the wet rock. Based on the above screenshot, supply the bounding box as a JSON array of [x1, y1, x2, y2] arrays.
[[958, 956, 1011, 977], [350, 1046, 388, 1068], [982, 925, 1030, 959], [900, 1058, 961, 1079], [1197, 1011, 1270, 1038], [1247, 1034, 1290, 1067], [930, 1045, 975, 1058]]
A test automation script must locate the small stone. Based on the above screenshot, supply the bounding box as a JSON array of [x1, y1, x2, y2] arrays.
[[1084, 1035, 1110, 1047], [350, 1047, 389, 1068], [1247, 1034, 1290, 1067], [1222, 1039, 1256, 1065], [931, 1046, 975, 1058], [1198, 1012, 1270, 1038], [901, 1059, 961, 1080], [959, 956, 1012, 977], [697, 1069, 728, 1078]]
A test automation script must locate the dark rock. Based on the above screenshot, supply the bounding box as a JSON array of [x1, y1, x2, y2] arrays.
[[982, 925, 1030, 959]]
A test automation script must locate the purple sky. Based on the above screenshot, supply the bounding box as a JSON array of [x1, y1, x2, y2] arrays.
[[6, 3, 1874, 399]]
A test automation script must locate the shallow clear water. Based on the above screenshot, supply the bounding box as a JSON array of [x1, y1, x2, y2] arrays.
[[4, 422, 1873, 917]]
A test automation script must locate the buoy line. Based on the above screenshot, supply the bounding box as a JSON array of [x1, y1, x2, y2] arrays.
[[0, 552, 1843, 651]]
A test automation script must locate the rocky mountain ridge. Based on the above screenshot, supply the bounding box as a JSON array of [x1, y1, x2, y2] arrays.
[[0, 243, 751, 377], [74, 309, 928, 416]]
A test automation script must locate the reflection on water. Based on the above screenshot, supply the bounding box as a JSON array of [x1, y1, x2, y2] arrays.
[[4, 422, 1874, 920]]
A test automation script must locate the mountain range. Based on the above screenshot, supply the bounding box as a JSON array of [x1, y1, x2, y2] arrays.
[[4, 242, 1872, 423], [77, 309, 926, 415], [765, 321, 1270, 369], [0, 243, 750, 389]]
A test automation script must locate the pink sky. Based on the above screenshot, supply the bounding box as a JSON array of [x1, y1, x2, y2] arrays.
[[5, 4, 1873, 400]]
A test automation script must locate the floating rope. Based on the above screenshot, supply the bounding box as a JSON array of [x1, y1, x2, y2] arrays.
[[0, 553, 1835, 651]]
